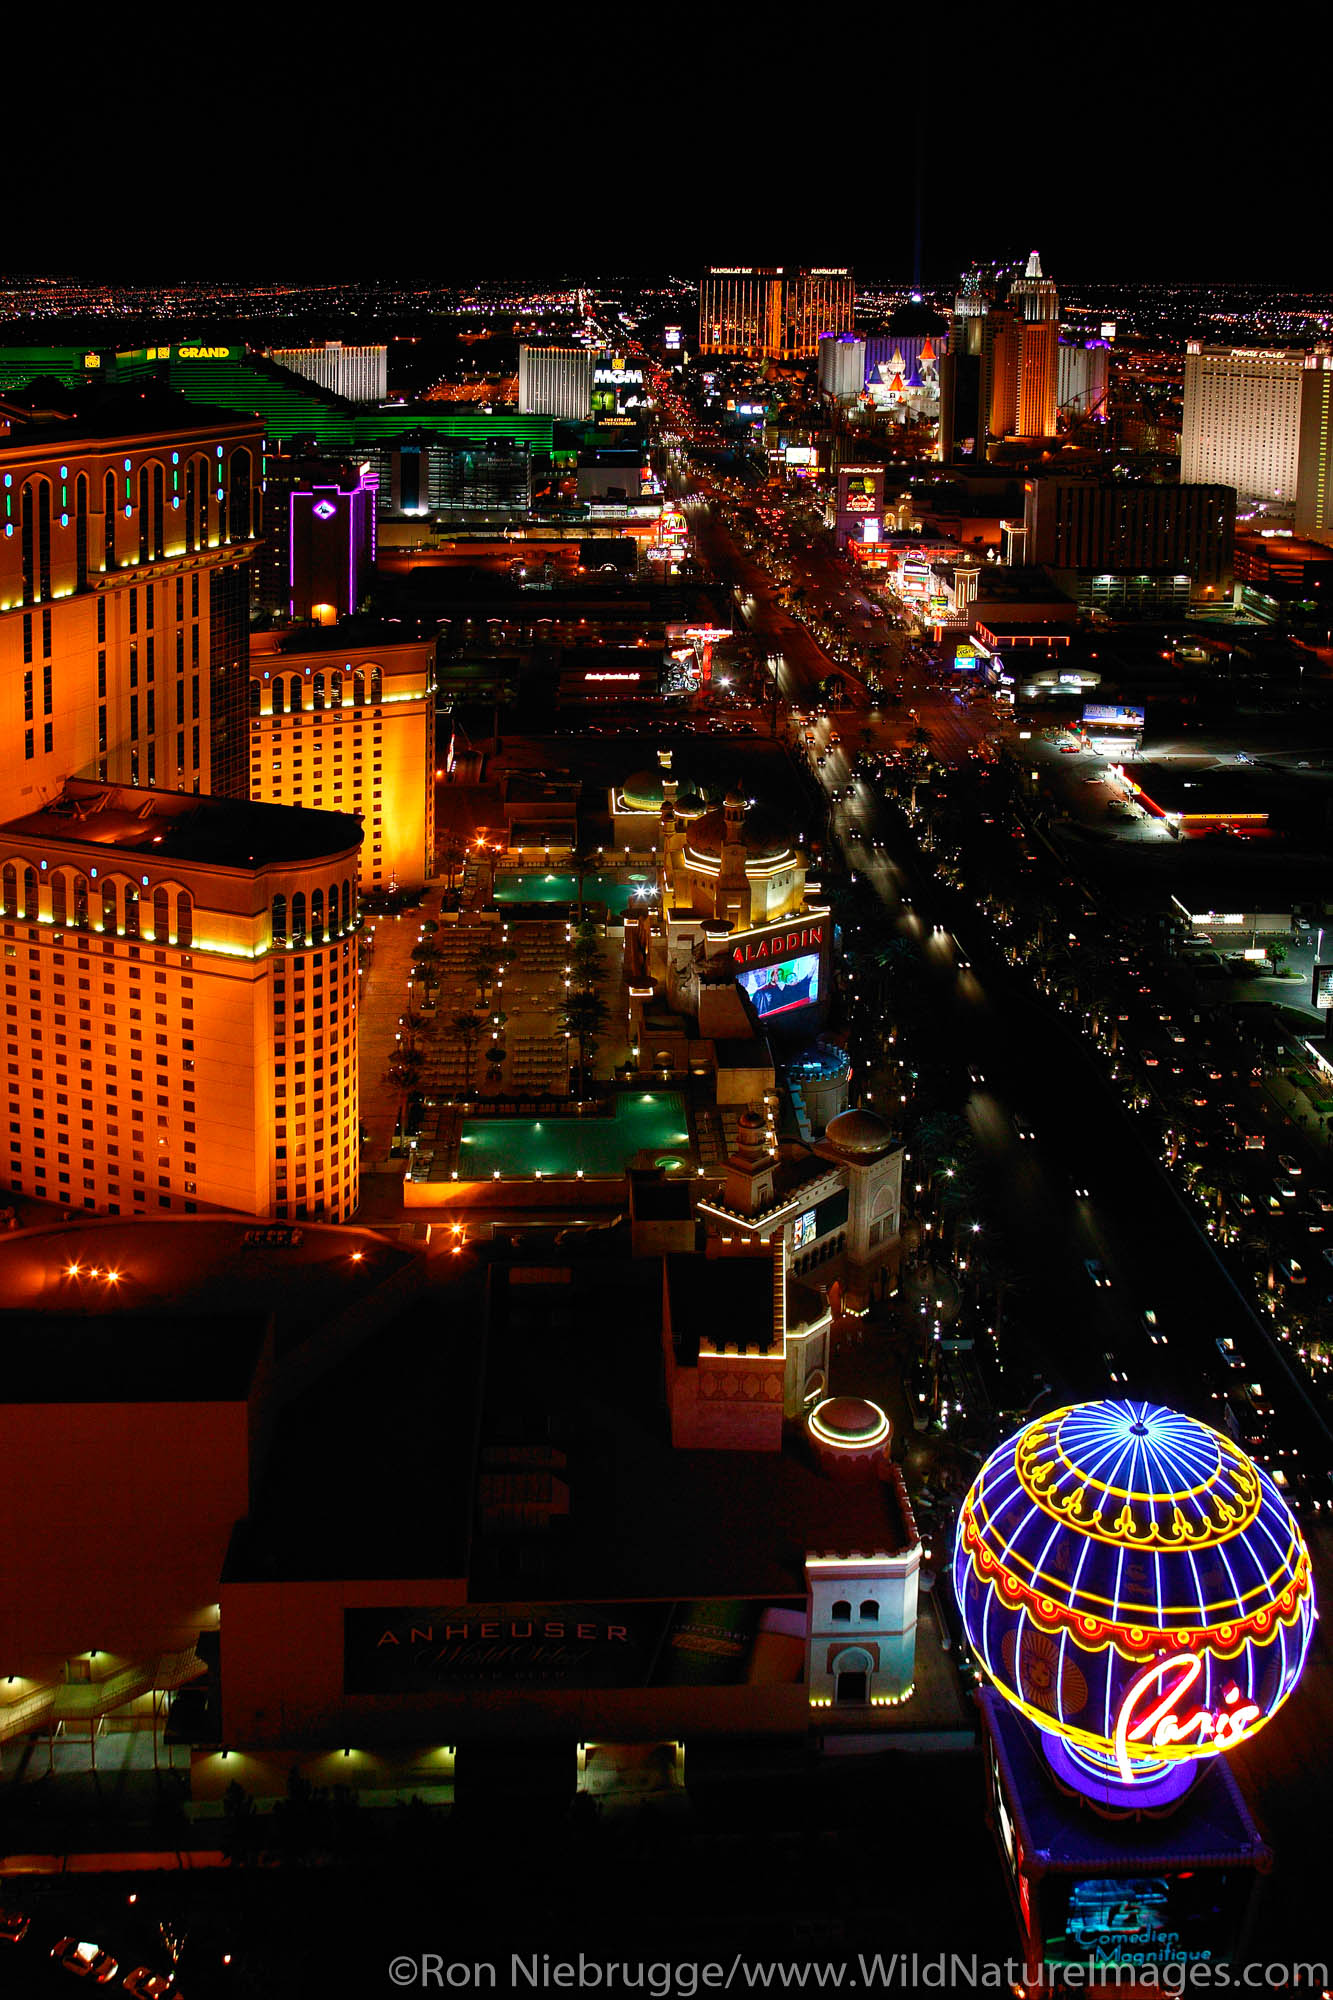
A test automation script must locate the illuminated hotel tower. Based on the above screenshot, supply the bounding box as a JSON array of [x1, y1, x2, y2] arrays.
[[0, 782, 362, 1220], [982, 252, 1060, 449], [0, 396, 263, 800], [1182, 342, 1333, 507], [698, 269, 855, 362], [249, 636, 437, 893]]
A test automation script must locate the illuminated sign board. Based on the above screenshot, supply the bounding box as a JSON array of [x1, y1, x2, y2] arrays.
[[1313, 964, 1333, 1009], [664, 326, 683, 349], [1043, 1871, 1237, 1975], [793, 1209, 817, 1249], [839, 470, 881, 514], [584, 671, 643, 682], [785, 446, 816, 466], [954, 644, 978, 670], [953, 1400, 1314, 1806], [1082, 703, 1145, 729], [729, 923, 823, 967], [175, 345, 232, 360], [345, 1600, 806, 1691], [738, 951, 820, 1019]]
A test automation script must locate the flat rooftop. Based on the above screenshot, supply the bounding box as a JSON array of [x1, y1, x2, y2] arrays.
[[0, 1218, 420, 1401], [0, 781, 363, 869]]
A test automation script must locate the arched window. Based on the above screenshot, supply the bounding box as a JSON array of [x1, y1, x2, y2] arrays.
[[101, 879, 117, 933], [104, 470, 117, 571], [312, 672, 324, 711], [50, 872, 67, 927], [229, 448, 252, 540], [124, 884, 140, 939], [184, 459, 196, 551], [1, 864, 16, 917], [328, 881, 340, 935], [311, 888, 324, 943], [176, 891, 192, 948], [831, 1601, 852, 1624], [291, 891, 306, 944], [72, 874, 88, 929], [369, 666, 383, 705], [20, 482, 35, 605], [153, 886, 170, 942], [859, 1600, 880, 1622], [249, 679, 262, 717], [272, 893, 287, 946], [37, 480, 50, 601], [138, 467, 150, 563], [342, 877, 352, 930], [152, 463, 165, 559], [21, 866, 36, 920], [330, 670, 343, 706], [289, 677, 303, 713], [272, 677, 285, 715], [197, 459, 209, 547], [352, 668, 365, 708], [75, 473, 89, 587]]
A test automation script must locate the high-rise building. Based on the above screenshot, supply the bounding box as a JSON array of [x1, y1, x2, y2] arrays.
[[1014, 321, 1059, 440], [818, 334, 867, 402], [1057, 339, 1111, 420], [267, 342, 388, 404], [1295, 349, 1333, 545], [698, 268, 854, 361], [518, 344, 594, 422], [249, 638, 436, 892], [0, 393, 263, 803], [977, 255, 1062, 449], [1180, 343, 1333, 505], [1008, 249, 1059, 325], [939, 269, 988, 461], [0, 781, 362, 1219], [1022, 476, 1235, 607]]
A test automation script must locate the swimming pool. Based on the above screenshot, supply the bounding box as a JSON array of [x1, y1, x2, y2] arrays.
[[493, 872, 654, 916], [458, 1091, 691, 1178]]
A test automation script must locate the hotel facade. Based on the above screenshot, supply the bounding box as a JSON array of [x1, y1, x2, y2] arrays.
[[0, 782, 362, 1220], [248, 635, 436, 891], [0, 401, 264, 803]]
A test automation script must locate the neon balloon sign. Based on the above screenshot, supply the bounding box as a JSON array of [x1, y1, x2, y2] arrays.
[[952, 1400, 1314, 1804], [1113, 1656, 1263, 1782]]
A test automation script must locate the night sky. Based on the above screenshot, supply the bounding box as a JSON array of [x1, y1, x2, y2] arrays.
[[7, 29, 1324, 287]]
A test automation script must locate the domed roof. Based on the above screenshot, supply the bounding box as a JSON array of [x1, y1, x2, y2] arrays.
[[824, 1107, 894, 1158], [888, 297, 947, 337], [810, 1395, 886, 1443], [952, 1399, 1315, 1798], [621, 768, 665, 811], [686, 801, 795, 865]]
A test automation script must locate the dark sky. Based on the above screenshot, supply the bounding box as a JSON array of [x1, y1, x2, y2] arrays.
[[5, 25, 1325, 289]]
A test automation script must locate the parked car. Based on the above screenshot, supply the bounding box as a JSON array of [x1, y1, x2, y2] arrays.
[[50, 1940, 119, 1983]]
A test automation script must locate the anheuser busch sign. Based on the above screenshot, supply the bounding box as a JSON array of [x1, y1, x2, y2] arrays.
[[730, 924, 824, 967]]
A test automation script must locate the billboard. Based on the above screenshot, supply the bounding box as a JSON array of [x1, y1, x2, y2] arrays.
[[739, 951, 820, 1020], [345, 1600, 806, 1693], [1042, 1871, 1239, 1974], [1313, 964, 1333, 1009], [839, 469, 882, 514], [1082, 704, 1145, 730]]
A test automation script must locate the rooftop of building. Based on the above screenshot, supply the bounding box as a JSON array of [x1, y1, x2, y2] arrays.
[[0, 782, 363, 870], [0, 1218, 420, 1402], [974, 564, 1076, 606], [0, 381, 261, 449], [258, 620, 440, 659], [224, 1236, 914, 1598]]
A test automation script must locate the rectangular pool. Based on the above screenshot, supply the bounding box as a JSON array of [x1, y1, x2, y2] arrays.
[[458, 1091, 692, 1178], [493, 872, 653, 916]]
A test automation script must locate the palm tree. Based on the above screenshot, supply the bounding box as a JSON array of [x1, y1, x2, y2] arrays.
[[451, 1011, 485, 1096], [560, 990, 609, 1095], [440, 834, 467, 891], [386, 1046, 423, 1141]]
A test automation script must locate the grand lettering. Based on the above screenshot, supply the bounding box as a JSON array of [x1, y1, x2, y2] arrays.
[[376, 1620, 630, 1646], [1113, 1655, 1263, 1781], [731, 926, 822, 966]]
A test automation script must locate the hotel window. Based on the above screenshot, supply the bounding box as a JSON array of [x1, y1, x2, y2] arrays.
[[23, 673, 32, 723]]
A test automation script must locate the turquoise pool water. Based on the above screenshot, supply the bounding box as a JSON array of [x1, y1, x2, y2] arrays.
[[458, 1092, 691, 1178], [493, 872, 653, 915]]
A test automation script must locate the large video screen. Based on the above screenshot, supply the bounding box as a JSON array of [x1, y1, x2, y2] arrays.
[[739, 951, 820, 1020], [1042, 1870, 1237, 1973]]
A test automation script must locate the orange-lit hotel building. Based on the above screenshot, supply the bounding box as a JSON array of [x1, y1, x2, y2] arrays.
[[0, 396, 368, 1220], [248, 634, 436, 892], [0, 782, 362, 1219]]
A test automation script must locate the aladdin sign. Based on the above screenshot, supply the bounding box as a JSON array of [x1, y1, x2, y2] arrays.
[[730, 923, 824, 967]]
